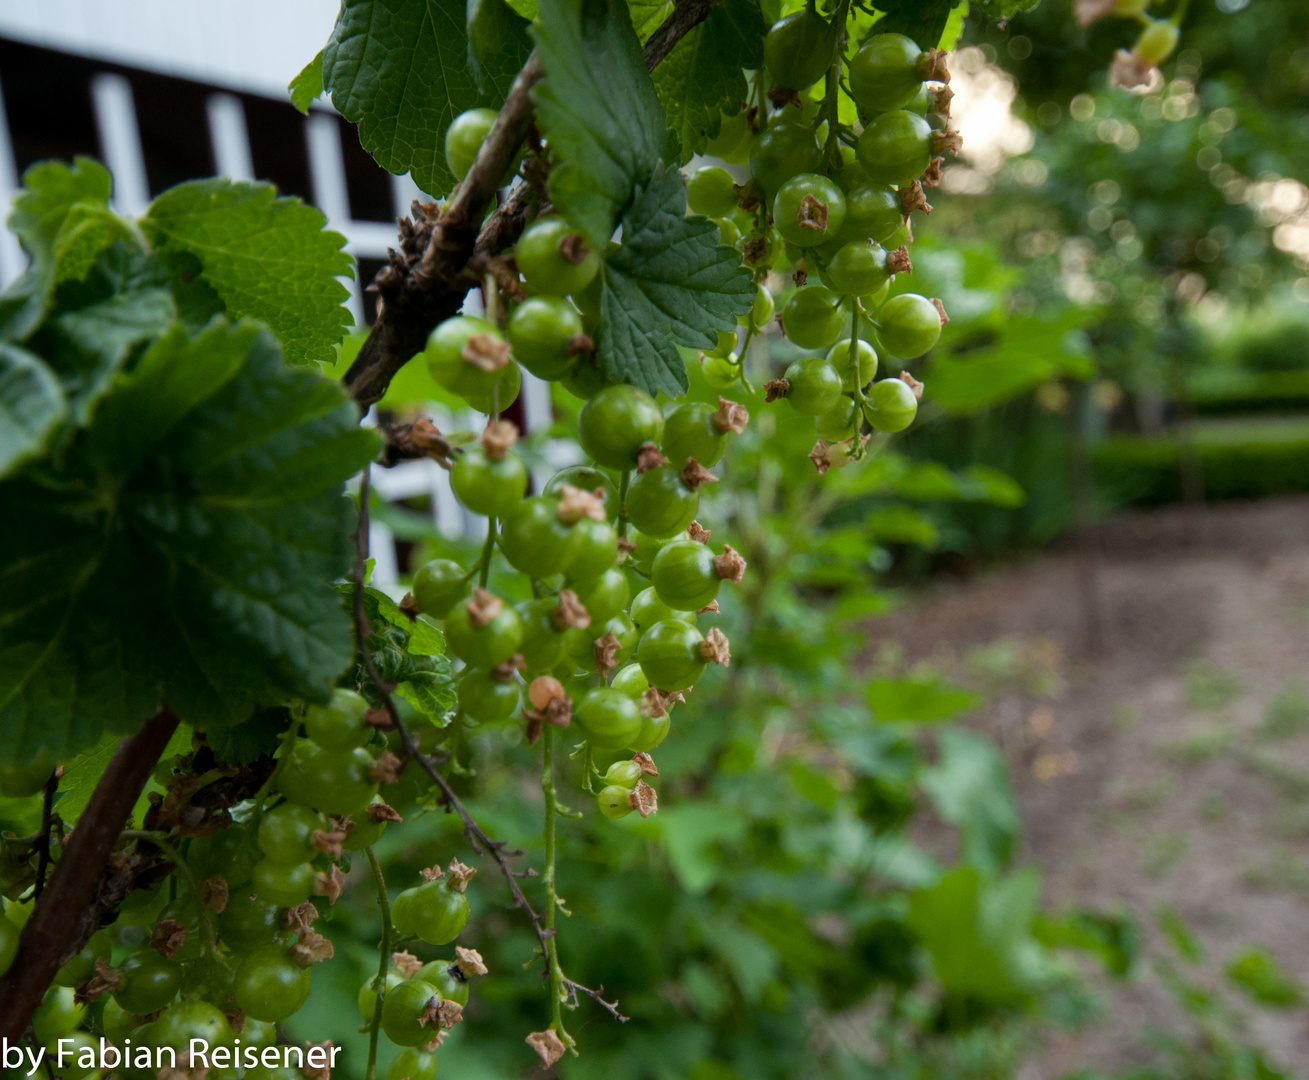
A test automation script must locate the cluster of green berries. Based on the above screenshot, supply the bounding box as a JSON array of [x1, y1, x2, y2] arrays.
[[678, 23, 959, 469], [410, 380, 748, 817], [0, 690, 480, 1079]]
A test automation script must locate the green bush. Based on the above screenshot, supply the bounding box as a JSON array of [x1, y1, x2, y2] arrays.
[[1092, 424, 1309, 505]]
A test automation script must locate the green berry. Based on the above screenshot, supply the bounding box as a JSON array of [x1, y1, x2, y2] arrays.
[[781, 356, 843, 416], [686, 165, 739, 217], [863, 377, 919, 433]]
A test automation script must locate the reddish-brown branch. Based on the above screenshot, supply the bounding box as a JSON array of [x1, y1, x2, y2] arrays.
[[0, 709, 180, 1040], [343, 0, 718, 410]]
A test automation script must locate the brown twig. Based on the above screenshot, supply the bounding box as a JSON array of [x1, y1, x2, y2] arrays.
[[643, 0, 719, 69], [0, 709, 180, 1041], [342, 2, 718, 411], [33, 770, 59, 900], [349, 471, 625, 1024]]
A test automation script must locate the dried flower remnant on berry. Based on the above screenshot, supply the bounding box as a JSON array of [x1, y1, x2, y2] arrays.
[[764, 378, 790, 402], [888, 247, 913, 274], [462, 333, 512, 372], [714, 546, 747, 584], [629, 780, 658, 818], [899, 372, 924, 400], [313, 866, 347, 906], [636, 443, 669, 473], [687, 521, 712, 544], [454, 946, 489, 976], [553, 589, 591, 630], [150, 920, 189, 959], [594, 631, 623, 676], [796, 193, 829, 232], [557, 483, 606, 523], [370, 749, 404, 784], [480, 419, 519, 459], [465, 587, 503, 627], [680, 459, 718, 489], [527, 1030, 567, 1068], [713, 397, 749, 434], [392, 950, 424, 977], [631, 752, 659, 776]]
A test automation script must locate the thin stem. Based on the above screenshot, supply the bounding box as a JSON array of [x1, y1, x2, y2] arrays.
[[478, 515, 497, 588], [821, 0, 851, 173], [617, 471, 630, 539], [33, 772, 58, 900], [542, 726, 573, 1052], [120, 831, 218, 955], [364, 846, 393, 1080]]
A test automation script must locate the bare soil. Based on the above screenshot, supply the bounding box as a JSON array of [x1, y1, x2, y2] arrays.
[[868, 496, 1309, 1077]]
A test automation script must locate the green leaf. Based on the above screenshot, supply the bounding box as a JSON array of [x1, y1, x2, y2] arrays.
[[925, 313, 1095, 415], [0, 321, 380, 765], [652, 0, 765, 161], [920, 729, 1018, 873], [0, 158, 115, 343], [206, 707, 292, 765], [531, 0, 666, 247], [1156, 905, 1205, 962], [468, 0, 533, 97], [628, 0, 673, 39], [141, 179, 352, 364], [599, 163, 755, 396], [289, 50, 324, 114], [867, 678, 978, 723], [873, 0, 955, 49], [322, 0, 526, 197], [864, 505, 940, 547], [338, 584, 455, 725], [1034, 908, 1140, 978], [86, 319, 255, 475], [0, 345, 66, 478], [1226, 947, 1304, 1008], [908, 865, 1050, 1003]]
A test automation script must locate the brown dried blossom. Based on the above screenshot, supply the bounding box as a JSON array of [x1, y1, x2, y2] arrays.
[[887, 247, 914, 275], [149, 920, 189, 959], [636, 443, 669, 474], [282, 902, 320, 934], [366, 801, 404, 824], [629, 780, 659, 819], [526, 1029, 567, 1068], [680, 459, 718, 489], [454, 946, 489, 976], [593, 631, 622, 677], [556, 483, 607, 523], [899, 372, 925, 400], [631, 752, 659, 777], [764, 378, 790, 402], [199, 875, 229, 914], [899, 181, 933, 216], [686, 521, 712, 544], [392, 950, 424, 977], [714, 545, 747, 584], [370, 749, 404, 784], [313, 866, 347, 907], [75, 957, 123, 1004], [461, 333, 511, 372], [480, 419, 519, 460], [699, 627, 732, 667], [303, 1041, 334, 1080], [464, 587, 503, 627], [291, 930, 335, 965], [930, 297, 950, 325], [796, 193, 829, 233], [552, 589, 591, 631], [809, 440, 832, 475], [713, 397, 749, 434]]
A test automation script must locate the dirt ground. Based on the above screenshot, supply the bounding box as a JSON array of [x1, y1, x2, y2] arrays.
[[868, 496, 1309, 1077]]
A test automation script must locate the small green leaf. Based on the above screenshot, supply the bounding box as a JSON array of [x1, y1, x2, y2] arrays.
[[867, 678, 978, 723], [0, 345, 66, 478], [652, 0, 764, 161], [0, 158, 115, 343], [142, 179, 352, 364], [1156, 905, 1205, 962], [206, 707, 292, 765], [289, 51, 324, 114], [468, 0, 532, 97], [1226, 947, 1304, 1008], [531, 0, 667, 247], [599, 163, 755, 396], [920, 729, 1018, 873]]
